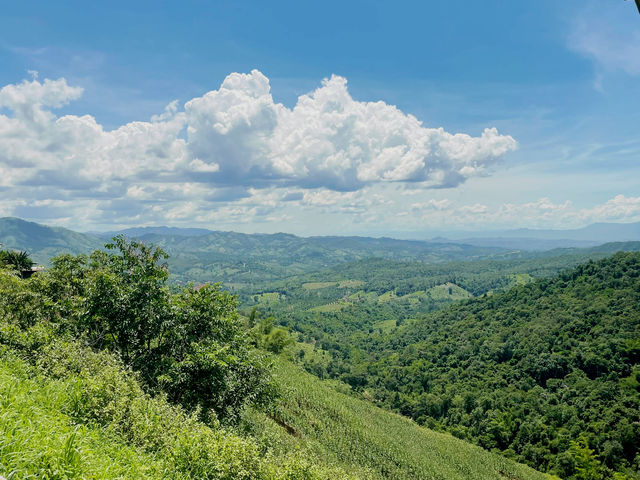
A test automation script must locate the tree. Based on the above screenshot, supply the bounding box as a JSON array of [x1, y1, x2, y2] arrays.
[[0, 250, 35, 277], [263, 328, 293, 354], [81, 236, 171, 366], [40, 236, 273, 423], [569, 436, 602, 480]]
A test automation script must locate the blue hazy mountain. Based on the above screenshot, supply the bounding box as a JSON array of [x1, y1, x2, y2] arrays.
[[96, 226, 214, 238]]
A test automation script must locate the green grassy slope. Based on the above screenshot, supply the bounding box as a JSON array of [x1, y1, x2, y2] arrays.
[[0, 345, 356, 480], [244, 358, 551, 480], [0, 345, 551, 480], [0, 355, 165, 479]]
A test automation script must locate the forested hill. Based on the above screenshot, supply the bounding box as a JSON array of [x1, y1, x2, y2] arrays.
[[0, 236, 549, 480], [108, 231, 508, 285], [336, 252, 640, 478], [0, 217, 103, 260], [1, 217, 509, 285]]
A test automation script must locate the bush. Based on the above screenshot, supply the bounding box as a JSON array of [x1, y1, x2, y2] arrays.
[[24, 237, 273, 423]]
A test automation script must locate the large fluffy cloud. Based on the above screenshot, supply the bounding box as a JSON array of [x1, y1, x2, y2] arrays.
[[185, 71, 517, 190], [0, 76, 187, 190], [3, 70, 638, 234], [0, 70, 516, 198]]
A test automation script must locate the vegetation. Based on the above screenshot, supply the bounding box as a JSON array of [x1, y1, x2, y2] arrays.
[[283, 253, 640, 479], [0, 249, 34, 277], [242, 247, 640, 384], [241, 357, 549, 480], [30, 236, 271, 423], [0, 236, 550, 479]]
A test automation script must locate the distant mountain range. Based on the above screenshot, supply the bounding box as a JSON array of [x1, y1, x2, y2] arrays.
[[430, 221, 640, 249], [0, 217, 505, 285], [96, 221, 640, 248], [2, 216, 640, 286], [93, 226, 214, 238]]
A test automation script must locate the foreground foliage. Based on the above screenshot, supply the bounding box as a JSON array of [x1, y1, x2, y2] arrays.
[[31, 236, 271, 423]]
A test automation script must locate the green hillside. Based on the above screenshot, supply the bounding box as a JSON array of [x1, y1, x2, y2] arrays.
[[0, 217, 103, 264], [0, 236, 550, 480], [113, 231, 509, 286], [243, 358, 549, 480], [301, 253, 640, 479], [242, 244, 640, 378]]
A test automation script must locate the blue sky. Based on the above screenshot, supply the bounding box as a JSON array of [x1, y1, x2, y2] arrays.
[[0, 0, 639, 236]]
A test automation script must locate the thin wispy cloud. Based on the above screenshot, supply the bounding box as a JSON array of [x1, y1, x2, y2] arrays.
[[568, 3, 640, 81]]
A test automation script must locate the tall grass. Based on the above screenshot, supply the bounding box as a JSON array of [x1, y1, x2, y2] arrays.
[[0, 343, 352, 480], [243, 358, 554, 480]]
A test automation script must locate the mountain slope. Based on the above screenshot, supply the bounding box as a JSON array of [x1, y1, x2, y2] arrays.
[[245, 358, 550, 480], [0, 217, 103, 263], [320, 252, 640, 478]]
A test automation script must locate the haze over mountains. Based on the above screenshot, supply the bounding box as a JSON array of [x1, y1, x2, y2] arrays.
[[98, 221, 640, 245], [430, 221, 640, 250], [3, 217, 640, 263]]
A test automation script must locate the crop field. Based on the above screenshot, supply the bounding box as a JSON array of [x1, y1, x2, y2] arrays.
[[250, 358, 552, 480], [302, 282, 338, 290]]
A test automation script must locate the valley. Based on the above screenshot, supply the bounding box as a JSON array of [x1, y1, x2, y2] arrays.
[[1, 217, 639, 479]]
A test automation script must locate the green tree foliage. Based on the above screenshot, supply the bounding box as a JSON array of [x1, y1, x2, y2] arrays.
[[30, 236, 272, 423], [0, 249, 34, 277], [282, 253, 640, 479], [263, 328, 294, 354], [569, 437, 603, 480]]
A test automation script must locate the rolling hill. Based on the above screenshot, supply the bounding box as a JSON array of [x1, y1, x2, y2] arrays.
[[289, 252, 640, 479], [1, 217, 509, 286]]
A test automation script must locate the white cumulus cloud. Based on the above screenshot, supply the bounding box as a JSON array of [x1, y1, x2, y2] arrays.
[[0, 70, 518, 227], [186, 71, 517, 190]]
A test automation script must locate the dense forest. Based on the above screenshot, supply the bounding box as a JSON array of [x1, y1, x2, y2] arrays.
[[281, 253, 640, 479]]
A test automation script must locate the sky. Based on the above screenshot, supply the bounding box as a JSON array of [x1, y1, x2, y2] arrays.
[[0, 0, 639, 237]]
